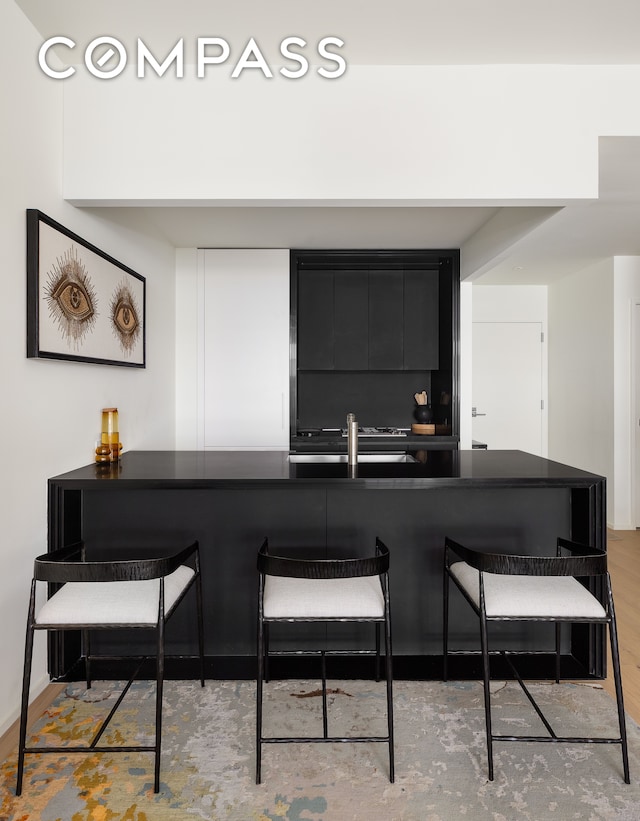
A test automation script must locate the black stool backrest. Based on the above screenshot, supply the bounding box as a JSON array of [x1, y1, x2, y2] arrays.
[[33, 541, 200, 583], [445, 536, 607, 578], [257, 537, 389, 579]]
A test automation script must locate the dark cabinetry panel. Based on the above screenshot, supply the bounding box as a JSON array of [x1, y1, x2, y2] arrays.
[[404, 270, 439, 370], [297, 264, 440, 372], [78, 487, 328, 663], [334, 269, 369, 369], [297, 269, 334, 369], [369, 269, 404, 369], [326, 486, 572, 655]]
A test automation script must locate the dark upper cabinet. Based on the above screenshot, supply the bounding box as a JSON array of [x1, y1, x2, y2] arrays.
[[297, 264, 439, 372], [297, 268, 334, 369], [403, 269, 439, 370], [334, 269, 369, 369], [369, 269, 404, 369]]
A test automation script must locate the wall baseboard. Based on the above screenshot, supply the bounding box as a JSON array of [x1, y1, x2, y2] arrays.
[[0, 682, 65, 767]]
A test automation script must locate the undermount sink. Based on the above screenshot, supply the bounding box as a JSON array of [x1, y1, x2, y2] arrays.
[[289, 452, 417, 463]]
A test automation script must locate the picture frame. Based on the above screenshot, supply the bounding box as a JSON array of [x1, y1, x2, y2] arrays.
[[26, 209, 146, 368]]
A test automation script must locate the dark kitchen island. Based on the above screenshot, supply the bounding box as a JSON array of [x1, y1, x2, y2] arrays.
[[47, 449, 607, 682]]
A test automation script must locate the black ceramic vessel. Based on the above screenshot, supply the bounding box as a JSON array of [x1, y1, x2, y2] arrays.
[[413, 405, 434, 424]]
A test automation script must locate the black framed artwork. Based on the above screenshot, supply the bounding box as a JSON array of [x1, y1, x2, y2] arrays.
[[26, 209, 146, 367]]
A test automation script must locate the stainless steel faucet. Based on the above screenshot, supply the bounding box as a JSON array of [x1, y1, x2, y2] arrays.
[[347, 412, 358, 466]]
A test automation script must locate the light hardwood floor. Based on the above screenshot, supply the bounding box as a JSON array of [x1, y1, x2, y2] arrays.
[[1, 531, 639, 767], [602, 529, 640, 723]]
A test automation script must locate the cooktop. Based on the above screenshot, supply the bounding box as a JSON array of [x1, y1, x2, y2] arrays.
[[297, 427, 409, 437]]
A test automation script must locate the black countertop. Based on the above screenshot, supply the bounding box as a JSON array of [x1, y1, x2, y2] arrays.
[[49, 449, 605, 490], [290, 431, 458, 452]]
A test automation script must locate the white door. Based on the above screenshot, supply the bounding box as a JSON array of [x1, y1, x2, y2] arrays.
[[472, 321, 544, 455], [202, 249, 290, 450]]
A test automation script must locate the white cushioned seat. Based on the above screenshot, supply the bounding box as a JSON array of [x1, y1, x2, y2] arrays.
[[450, 561, 607, 619], [263, 574, 385, 619], [35, 565, 195, 626]]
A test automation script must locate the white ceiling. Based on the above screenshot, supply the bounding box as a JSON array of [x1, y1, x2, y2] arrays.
[[85, 204, 502, 251], [15, 0, 640, 66], [463, 137, 640, 284], [14, 1, 640, 285]]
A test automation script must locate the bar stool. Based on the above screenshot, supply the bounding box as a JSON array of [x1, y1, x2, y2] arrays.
[[443, 535, 630, 782], [256, 536, 394, 784], [16, 540, 205, 795]]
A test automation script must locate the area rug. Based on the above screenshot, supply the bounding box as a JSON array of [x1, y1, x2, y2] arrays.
[[1, 678, 639, 820]]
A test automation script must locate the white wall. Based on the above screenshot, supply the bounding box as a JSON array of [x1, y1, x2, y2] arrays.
[[612, 256, 640, 529], [0, 2, 178, 735], [547, 259, 615, 522], [473, 285, 548, 324], [62, 65, 640, 205]]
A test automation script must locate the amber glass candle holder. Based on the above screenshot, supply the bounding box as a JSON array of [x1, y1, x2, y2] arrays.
[[96, 407, 122, 463]]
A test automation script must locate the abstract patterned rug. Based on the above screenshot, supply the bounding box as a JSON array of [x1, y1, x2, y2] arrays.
[[1, 678, 639, 820]]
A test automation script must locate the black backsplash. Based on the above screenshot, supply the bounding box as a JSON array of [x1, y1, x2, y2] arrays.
[[297, 371, 433, 430]]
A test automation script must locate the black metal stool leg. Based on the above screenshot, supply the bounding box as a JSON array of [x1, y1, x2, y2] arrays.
[[385, 608, 395, 783], [84, 629, 92, 689], [153, 608, 165, 793], [321, 650, 328, 738], [256, 616, 265, 784], [264, 623, 270, 683], [195, 568, 205, 687], [479, 612, 494, 781], [16, 581, 36, 796], [608, 588, 630, 783], [443, 569, 450, 681]]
